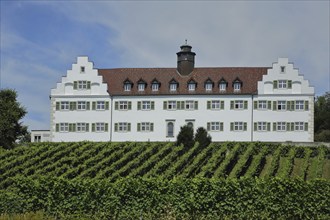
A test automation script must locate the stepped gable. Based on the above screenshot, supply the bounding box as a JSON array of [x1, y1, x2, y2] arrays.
[[98, 67, 269, 96]]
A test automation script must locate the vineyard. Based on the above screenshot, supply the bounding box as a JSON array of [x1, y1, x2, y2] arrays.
[[1, 142, 330, 219]]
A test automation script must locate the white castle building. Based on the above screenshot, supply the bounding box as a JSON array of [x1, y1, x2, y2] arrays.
[[50, 44, 314, 142]]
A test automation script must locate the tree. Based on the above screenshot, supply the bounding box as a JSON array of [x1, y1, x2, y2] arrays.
[[314, 92, 330, 142], [0, 89, 28, 149], [176, 125, 194, 148], [194, 127, 212, 148]]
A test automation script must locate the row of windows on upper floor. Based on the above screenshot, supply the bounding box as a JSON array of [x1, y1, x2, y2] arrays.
[[55, 100, 309, 111], [55, 121, 309, 134]]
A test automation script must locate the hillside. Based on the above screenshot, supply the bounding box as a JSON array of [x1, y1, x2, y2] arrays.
[[1, 142, 329, 187]]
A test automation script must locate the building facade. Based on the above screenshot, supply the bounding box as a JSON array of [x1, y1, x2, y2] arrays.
[[50, 44, 314, 142]]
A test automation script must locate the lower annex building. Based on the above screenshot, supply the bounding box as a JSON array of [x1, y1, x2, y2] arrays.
[[49, 43, 314, 142]]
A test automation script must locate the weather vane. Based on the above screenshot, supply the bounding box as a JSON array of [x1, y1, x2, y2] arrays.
[[185, 39, 187, 44]]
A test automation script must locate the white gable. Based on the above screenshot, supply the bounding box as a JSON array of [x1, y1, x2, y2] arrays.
[[258, 58, 314, 95], [51, 56, 108, 96]]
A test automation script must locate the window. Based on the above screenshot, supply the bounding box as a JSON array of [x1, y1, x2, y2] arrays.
[[295, 122, 304, 131], [212, 100, 220, 110], [208, 122, 223, 131], [60, 123, 69, 132], [124, 83, 131, 91], [152, 83, 159, 91], [280, 66, 285, 73], [80, 66, 85, 73], [114, 122, 130, 132], [142, 101, 151, 110], [278, 80, 287, 89], [61, 101, 69, 110], [76, 123, 87, 132], [234, 122, 243, 131], [34, 135, 41, 142], [234, 82, 241, 92], [96, 123, 105, 132], [258, 101, 267, 110], [235, 100, 243, 109], [277, 122, 286, 131], [295, 100, 304, 110], [167, 122, 174, 137], [97, 101, 105, 110], [118, 101, 130, 110], [137, 122, 153, 132], [185, 100, 195, 110], [205, 83, 213, 91], [78, 81, 88, 90], [188, 83, 196, 91], [77, 101, 86, 110], [168, 101, 177, 110], [170, 83, 177, 91], [219, 83, 226, 92], [277, 101, 286, 111], [258, 122, 267, 131], [138, 83, 145, 91]]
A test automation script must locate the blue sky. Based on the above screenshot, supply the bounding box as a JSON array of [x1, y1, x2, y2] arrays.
[[1, 1, 329, 131]]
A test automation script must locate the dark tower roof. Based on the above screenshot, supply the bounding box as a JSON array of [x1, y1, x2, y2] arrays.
[[176, 41, 196, 76]]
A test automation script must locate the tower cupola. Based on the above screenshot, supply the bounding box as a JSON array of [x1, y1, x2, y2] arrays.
[[176, 40, 196, 75]]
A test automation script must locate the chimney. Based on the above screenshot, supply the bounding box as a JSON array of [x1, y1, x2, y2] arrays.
[[176, 41, 196, 75]]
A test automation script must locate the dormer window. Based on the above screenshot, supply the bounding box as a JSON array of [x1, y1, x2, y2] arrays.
[[80, 66, 85, 73], [280, 66, 285, 73], [233, 78, 242, 92], [187, 79, 197, 91], [123, 79, 133, 92], [151, 79, 160, 92], [169, 79, 178, 92], [137, 79, 147, 92], [204, 78, 214, 92], [219, 78, 227, 92]]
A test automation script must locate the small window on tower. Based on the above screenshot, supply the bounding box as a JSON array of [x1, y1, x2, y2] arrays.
[[80, 66, 85, 73], [280, 66, 285, 73]]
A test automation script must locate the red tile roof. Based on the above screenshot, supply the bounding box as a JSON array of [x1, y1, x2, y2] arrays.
[[98, 67, 269, 96]]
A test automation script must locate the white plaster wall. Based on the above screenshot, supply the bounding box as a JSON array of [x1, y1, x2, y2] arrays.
[[111, 95, 253, 142]]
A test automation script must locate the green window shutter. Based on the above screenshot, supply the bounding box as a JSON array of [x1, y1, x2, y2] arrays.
[[56, 102, 60, 110], [150, 123, 154, 132], [290, 101, 295, 111], [181, 101, 185, 109], [273, 80, 278, 89], [105, 101, 109, 110], [288, 80, 292, 89], [194, 101, 198, 110], [220, 122, 224, 131], [114, 123, 118, 132], [163, 101, 167, 110], [73, 81, 78, 90], [207, 122, 210, 131], [254, 101, 258, 109], [243, 122, 247, 131], [254, 122, 257, 131], [128, 123, 131, 132], [56, 124, 59, 132], [128, 102, 132, 110], [92, 123, 95, 132], [69, 124, 73, 132], [287, 101, 291, 111], [86, 102, 90, 110], [286, 122, 291, 131], [230, 101, 234, 110], [291, 122, 294, 131], [267, 123, 271, 131], [230, 122, 234, 131], [70, 102, 76, 111], [221, 101, 224, 110], [92, 102, 96, 110], [273, 101, 277, 111], [244, 101, 248, 109], [137, 101, 141, 110], [105, 123, 108, 132], [72, 124, 76, 132], [273, 122, 277, 131], [304, 122, 308, 131], [115, 102, 119, 110], [86, 123, 89, 132], [176, 101, 181, 110], [151, 101, 155, 110], [87, 81, 91, 89], [137, 123, 141, 131], [267, 101, 272, 110], [207, 101, 211, 109], [304, 101, 309, 111]]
